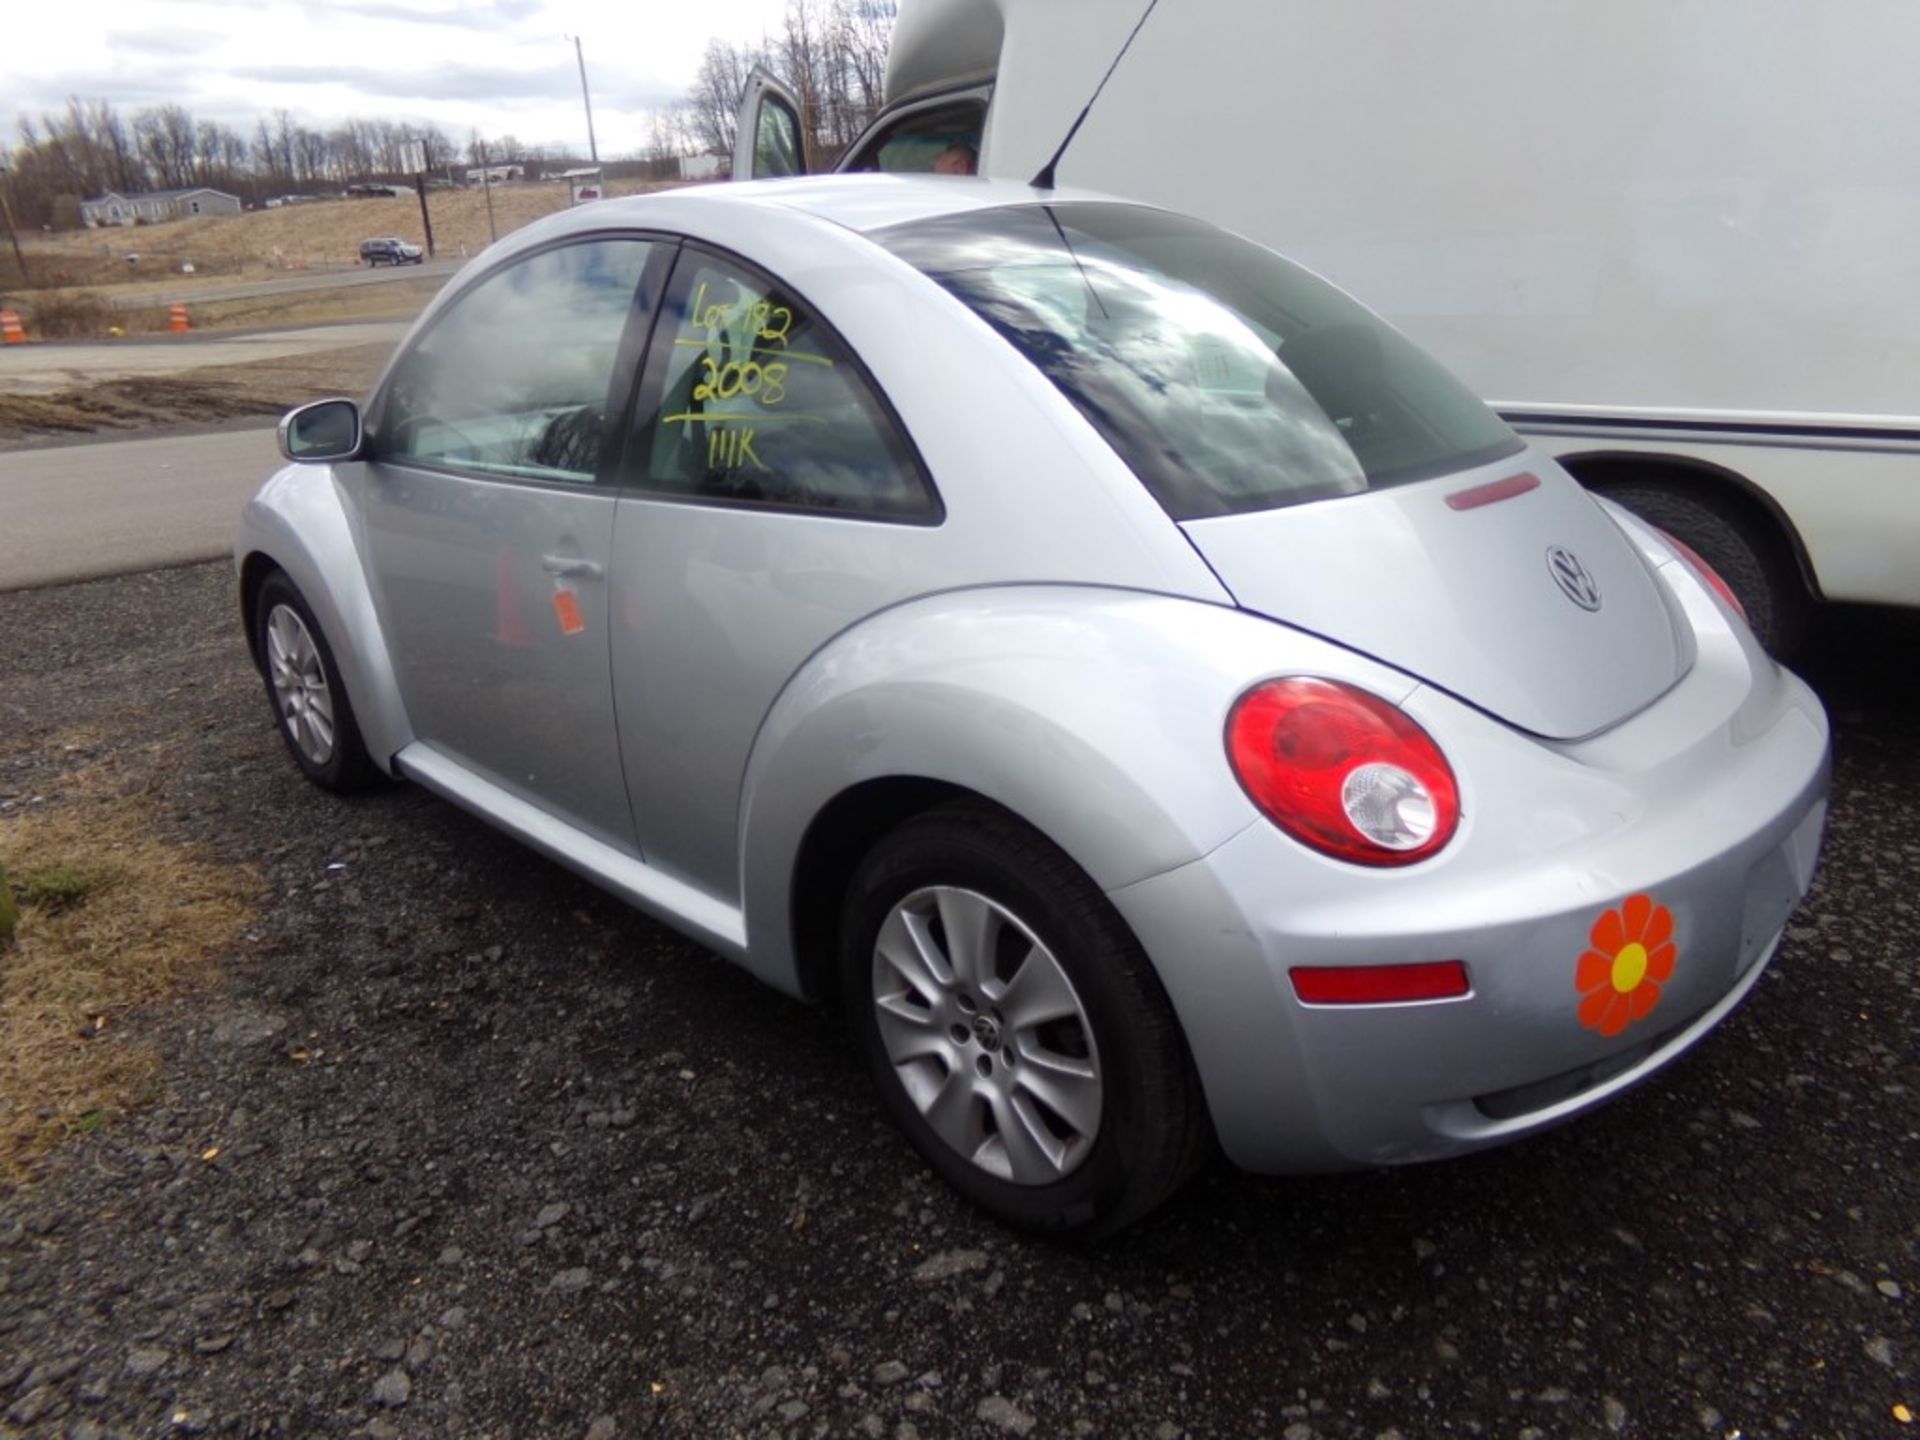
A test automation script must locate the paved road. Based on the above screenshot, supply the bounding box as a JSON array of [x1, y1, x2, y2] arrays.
[[0, 321, 409, 395], [104, 257, 462, 309], [0, 427, 276, 589]]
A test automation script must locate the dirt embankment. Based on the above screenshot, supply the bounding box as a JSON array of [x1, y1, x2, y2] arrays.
[[0, 181, 686, 437], [0, 344, 394, 441], [0, 179, 677, 319]]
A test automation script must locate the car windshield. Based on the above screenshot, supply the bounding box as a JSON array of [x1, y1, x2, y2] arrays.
[[876, 203, 1523, 520]]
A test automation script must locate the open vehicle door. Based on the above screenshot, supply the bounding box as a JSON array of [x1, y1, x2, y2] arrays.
[[731, 66, 807, 180]]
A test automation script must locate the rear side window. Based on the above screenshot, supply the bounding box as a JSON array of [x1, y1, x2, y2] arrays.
[[876, 203, 1522, 520], [377, 238, 656, 484], [626, 247, 937, 520]]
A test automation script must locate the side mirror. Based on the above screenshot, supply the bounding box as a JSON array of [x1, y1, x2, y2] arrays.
[[278, 398, 363, 463]]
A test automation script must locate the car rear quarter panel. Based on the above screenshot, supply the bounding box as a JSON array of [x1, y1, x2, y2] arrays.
[[735, 586, 1426, 996]]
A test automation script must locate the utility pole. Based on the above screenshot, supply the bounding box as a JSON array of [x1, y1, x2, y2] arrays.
[[413, 172, 436, 258], [570, 35, 600, 164], [477, 139, 497, 245], [404, 137, 435, 258], [0, 164, 29, 287]]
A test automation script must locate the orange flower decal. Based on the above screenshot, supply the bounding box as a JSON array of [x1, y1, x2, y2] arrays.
[[1575, 894, 1676, 1037]]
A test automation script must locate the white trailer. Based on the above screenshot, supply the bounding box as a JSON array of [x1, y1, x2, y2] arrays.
[[735, 0, 1920, 652]]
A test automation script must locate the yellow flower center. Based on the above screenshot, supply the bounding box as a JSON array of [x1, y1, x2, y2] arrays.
[[1611, 941, 1649, 993]]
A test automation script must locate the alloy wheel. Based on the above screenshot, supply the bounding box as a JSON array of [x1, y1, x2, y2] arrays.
[[870, 885, 1103, 1185], [265, 602, 336, 765]]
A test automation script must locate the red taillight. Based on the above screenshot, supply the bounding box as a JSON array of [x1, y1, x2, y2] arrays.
[[1226, 677, 1460, 866], [1290, 960, 1471, 1005], [1656, 528, 1748, 623]]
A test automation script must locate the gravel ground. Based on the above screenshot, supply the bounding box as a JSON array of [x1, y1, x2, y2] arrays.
[[0, 561, 1914, 1440]]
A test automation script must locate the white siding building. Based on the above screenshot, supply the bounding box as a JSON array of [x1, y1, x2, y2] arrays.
[[80, 188, 243, 227]]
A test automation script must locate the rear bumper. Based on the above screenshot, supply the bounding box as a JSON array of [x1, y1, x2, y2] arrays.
[[1109, 640, 1830, 1174]]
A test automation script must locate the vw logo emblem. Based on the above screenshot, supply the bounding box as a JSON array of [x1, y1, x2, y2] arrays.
[[1546, 546, 1602, 611]]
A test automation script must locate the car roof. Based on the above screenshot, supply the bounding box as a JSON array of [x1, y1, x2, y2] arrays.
[[550, 174, 1136, 242]]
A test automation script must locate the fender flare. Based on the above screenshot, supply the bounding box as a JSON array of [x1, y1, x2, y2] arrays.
[[237, 464, 412, 770], [733, 586, 1420, 996]]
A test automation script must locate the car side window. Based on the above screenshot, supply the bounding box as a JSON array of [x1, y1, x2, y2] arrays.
[[754, 94, 804, 178], [842, 99, 985, 175], [376, 238, 656, 484], [628, 247, 937, 520]]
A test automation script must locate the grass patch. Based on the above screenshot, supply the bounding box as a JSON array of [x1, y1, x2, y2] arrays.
[[0, 764, 258, 1185], [12, 864, 100, 912], [25, 290, 114, 339]]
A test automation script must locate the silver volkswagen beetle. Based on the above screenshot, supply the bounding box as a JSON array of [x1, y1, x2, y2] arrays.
[[237, 176, 1830, 1234]]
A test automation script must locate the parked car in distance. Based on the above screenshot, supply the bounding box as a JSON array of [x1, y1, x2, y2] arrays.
[[239, 177, 1829, 1235], [359, 236, 423, 266]]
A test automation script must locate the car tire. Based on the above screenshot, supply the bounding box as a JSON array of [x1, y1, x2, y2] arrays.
[[840, 802, 1211, 1237], [1600, 481, 1811, 660], [254, 571, 377, 794]]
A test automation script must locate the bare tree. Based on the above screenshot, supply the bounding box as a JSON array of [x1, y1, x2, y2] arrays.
[[686, 0, 895, 166], [686, 37, 766, 156], [645, 104, 690, 162]]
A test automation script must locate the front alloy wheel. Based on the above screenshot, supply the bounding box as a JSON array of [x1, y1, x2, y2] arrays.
[[252, 570, 375, 794], [265, 602, 336, 766]]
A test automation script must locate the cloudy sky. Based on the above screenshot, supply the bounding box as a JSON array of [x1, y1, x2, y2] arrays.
[[10, 0, 794, 156]]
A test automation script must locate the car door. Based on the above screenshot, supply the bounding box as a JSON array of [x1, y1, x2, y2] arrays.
[[730, 65, 808, 180], [607, 242, 944, 897], [353, 235, 672, 849]]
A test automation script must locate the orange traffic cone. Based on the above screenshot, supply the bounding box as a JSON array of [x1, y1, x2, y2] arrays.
[[168, 302, 189, 334], [0, 311, 24, 344]]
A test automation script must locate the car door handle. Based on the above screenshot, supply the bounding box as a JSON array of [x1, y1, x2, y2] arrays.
[[540, 555, 603, 580]]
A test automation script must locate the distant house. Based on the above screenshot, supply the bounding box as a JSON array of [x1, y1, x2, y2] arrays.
[[464, 165, 524, 186], [679, 154, 726, 181], [80, 188, 242, 227]]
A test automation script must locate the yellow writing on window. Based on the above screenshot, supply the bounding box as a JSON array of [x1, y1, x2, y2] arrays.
[[694, 356, 788, 406], [689, 279, 794, 346], [669, 275, 838, 478], [707, 425, 766, 473]]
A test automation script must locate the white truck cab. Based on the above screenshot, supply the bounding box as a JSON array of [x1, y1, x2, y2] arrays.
[[735, 0, 1920, 654]]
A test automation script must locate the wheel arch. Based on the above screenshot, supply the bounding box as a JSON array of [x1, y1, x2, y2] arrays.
[[235, 468, 413, 770], [733, 586, 1421, 1003], [238, 550, 280, 671], [1558, 449, 1823, 600], [787, 776, 994, 1004]]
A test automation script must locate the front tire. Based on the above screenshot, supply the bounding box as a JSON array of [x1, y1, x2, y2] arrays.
[[254, 571, 376, 794], [840, 803, 1210, 1236]]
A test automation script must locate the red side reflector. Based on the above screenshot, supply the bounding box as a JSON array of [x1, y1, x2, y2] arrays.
[[1445, 472, 1540, 511], [1290, 961, 1471, 1005]]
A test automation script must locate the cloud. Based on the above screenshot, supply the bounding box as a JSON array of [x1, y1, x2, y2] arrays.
[[234, 60, 570, 103], [9, 71, 202, 115], [232, 59, 678, 111], [106, 27, 224, 56], [316, 0, 543, 29]]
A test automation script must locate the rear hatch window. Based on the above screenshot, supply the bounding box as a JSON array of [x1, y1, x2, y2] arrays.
[[876, 202, 1523, 520], [880, 203, 1687, 739]]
